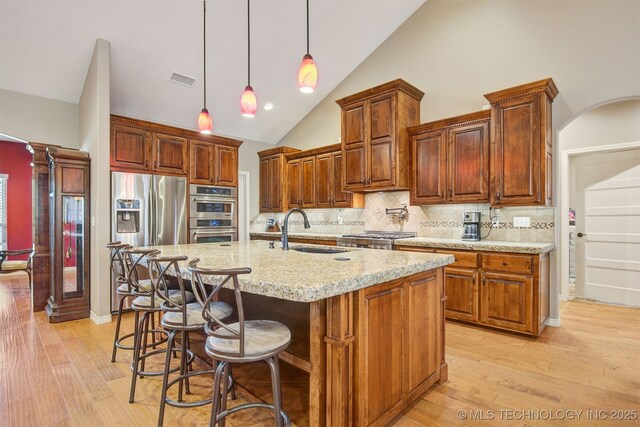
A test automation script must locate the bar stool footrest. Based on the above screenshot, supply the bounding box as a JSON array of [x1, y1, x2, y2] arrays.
[[216, 403, 290, 426], [130, 347, 195, 377]]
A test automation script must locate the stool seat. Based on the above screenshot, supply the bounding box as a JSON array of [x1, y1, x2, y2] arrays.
[[117, 278, 152, 294], [0, 260, 28, 271], [163, 302, 232, 328], [132, 289, 194, 309], [206, 320, 291, 358]]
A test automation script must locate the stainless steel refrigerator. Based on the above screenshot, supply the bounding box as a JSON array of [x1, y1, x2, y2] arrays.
[[111, 171, 187, 312]]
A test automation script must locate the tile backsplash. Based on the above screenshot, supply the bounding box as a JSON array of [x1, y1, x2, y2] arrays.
[[250, 191, 555, 243]]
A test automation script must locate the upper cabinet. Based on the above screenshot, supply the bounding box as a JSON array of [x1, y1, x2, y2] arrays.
[[408, 111, 490, 205], [288, 155, 316, 209], [258, 147, 301, 213], [110, 115, 242, 185], [336, 79, 424, 192], [484, 78, 558, 207]]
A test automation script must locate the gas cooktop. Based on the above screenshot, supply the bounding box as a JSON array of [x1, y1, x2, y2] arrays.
[[341, 231, 417, 239], [337, 231, 417, 250]]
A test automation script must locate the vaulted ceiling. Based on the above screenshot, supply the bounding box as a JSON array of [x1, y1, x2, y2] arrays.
[[0, 0, 426, 144]]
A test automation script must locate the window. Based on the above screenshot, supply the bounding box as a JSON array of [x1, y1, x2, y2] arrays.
[[0, 174, 7, 249]]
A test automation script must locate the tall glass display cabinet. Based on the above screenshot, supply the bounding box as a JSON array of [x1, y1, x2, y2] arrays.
[[45, 147, 91, 322]]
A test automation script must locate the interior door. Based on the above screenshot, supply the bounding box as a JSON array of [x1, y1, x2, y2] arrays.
[[574, 149, 640, 306]]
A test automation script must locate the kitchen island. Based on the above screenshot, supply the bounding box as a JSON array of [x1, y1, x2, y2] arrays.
[[139, 240, 454, 427]]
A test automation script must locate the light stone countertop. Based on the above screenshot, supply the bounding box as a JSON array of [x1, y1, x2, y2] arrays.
[[136, 241, 454, 302], [250, 231, 342, 241], [394, 237, 555, 254]]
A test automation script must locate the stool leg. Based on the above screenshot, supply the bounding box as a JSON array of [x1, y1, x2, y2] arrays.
[[184, 331, 192, 395], [210, 361, 226, 427], [219, 363, 230, 427], [228, 365, 237, 400], [129, 310, 147, 403], [157, 328, 177, 427], [140, 312, 151, 376], [266, 356, 284, 427], [111, 295, 126, 362], [177, 330, 188, 402]]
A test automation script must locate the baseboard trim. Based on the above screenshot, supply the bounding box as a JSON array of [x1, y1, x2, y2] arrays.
[[90, 311, 112, 325], [545, 317, 561, 327]]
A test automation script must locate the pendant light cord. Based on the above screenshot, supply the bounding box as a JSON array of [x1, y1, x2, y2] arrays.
[[203, 0, 207, 109], [247, 0, 251, 86], [306, 0, 310, 54]]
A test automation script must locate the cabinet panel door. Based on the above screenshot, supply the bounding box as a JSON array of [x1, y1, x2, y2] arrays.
[[110, 125, 150, 171], [406, 272, 441, 396], [214, 145, 238, 187], [444, 267, 479, 322], [332, 152, 351, 207], [449, 122, 489, 203], [152, 133, 188, 175], [288, 160, 302, 208], [410, 131, 447, 204], [369, 95, 394, 140], [368, 95, 395, 188], [268, 156, 282, 211], [315, 154, 332, 208], [480, 272, 533, 333], [492, 95, 541, 205], [190, 141, 213, 184], [301, 157, 316, 207], [259, 158, 271, 211], [360, 283, 404, 426], [369, 139, 394, 188], [343, 103, 366, 145], [343, 145, 367, 189]]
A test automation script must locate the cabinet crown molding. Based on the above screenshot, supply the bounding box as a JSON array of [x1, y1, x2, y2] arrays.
[[335, 78, 425, 107], [483, 78, 558, 104], [408, 110, 491, 135], [285, 143, 341, 160], [257, 146, 301, 158], [111, 114, 243, 148]]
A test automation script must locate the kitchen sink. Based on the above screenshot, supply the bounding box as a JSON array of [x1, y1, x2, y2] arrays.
[[291, 246, 348, 255]]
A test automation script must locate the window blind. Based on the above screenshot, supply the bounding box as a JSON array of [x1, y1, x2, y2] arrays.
[[0, 174, 7, 249]]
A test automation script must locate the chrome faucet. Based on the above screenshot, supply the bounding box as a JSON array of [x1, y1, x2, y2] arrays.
[[281, 208, 311, 250]]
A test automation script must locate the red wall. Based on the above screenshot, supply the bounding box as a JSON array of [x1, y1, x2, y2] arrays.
[[0, 140, 33, 259]]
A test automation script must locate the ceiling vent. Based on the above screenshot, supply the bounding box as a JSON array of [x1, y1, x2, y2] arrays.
[[169, 72, 196, 87]]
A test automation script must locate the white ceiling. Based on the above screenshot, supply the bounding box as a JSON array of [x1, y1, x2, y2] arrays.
[[0, 0, 426, 144]]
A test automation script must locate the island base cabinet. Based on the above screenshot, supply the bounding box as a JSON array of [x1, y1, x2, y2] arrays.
[[353, 268, 445, 427], [480, 272, 533, 334]]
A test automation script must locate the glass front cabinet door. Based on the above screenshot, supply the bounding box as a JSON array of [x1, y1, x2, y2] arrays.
[[45, 147, 91, 322]]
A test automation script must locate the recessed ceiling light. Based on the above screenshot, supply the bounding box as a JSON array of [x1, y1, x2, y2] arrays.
[[169, 72, 196, 87], [264, 103, 274, 111]]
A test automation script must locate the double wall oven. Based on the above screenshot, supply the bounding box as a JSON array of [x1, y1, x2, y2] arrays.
[[189, 184, 237, 243]]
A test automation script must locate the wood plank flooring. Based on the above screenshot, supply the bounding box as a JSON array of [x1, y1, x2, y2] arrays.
[[1, 272, 639, 426]]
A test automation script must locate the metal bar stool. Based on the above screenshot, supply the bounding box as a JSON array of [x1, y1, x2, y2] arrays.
[[106, 241, 134, 362], [189, 258, 291, 427], [122, 247, 195, 404], [149, 254, 234, 426]]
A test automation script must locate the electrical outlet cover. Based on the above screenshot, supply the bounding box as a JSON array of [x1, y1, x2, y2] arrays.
[[513, 216, 531, 228]]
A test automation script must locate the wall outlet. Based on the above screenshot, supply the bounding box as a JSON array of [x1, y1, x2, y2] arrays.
[[492, 209, 500, 226], [513, 216, 531, 228], [338, 215, 343, 225]]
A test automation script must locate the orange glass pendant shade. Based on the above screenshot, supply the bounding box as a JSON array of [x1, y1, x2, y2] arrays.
[[240, 85, 257, 117], [298, 53, 317, 93], [198, 108, 213, 134]]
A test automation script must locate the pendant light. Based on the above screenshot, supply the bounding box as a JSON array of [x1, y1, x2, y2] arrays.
[[297, 0, 317, 93], [240, 0, 257, 117], [198, 0, 213, 134]]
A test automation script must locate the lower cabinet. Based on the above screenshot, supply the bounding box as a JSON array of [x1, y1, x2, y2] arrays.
[[395, 245, 549, 336], [355, 269, 444, 427]]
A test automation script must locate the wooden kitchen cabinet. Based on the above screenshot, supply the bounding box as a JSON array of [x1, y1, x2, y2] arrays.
[[287, 155, 317, 209], [409, 110, 490, 205], [258, 146, 300, 212], [484, 78, 558, 207], [394, 245, 549, 336], [111, 115, 242, 182], [152, 133, 188, 175], [315, 150, 358, 208], [336, 79, 424, 192], [355, 268, 444, 426], [110, 123, 151, 171]]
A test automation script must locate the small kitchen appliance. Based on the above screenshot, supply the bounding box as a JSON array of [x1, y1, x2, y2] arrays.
[[462, 211, 481, 241]]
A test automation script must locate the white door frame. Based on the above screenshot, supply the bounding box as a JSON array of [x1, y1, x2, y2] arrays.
[[560, 140, 640, 301], [238, 170, 250, 241]]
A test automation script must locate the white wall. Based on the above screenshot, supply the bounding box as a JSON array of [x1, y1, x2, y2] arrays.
[[279, 0, 640, 150], [79, 39, 112, 323], [0, 89, 79, 147]]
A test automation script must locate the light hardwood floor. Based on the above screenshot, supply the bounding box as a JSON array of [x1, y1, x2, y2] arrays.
[[1, 273, 638, 426]]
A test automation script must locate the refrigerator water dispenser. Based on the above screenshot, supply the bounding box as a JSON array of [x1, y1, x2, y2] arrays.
[[115, 199, 141, 233]]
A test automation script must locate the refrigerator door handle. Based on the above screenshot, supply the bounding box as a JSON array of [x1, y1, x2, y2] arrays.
[[149, 175, 156, 246]]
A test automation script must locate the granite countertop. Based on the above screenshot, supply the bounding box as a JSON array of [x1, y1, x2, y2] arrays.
[[136, 241, 454, 302], [394, 237, 555, 254], [250, 231, 342, 241]]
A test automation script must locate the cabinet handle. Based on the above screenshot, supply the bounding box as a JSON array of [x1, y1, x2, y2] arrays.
[[449, 188, 453, 198], [496, 191, 501, 200], [482, 275, 487, 286], [154, 160, 158, 169]]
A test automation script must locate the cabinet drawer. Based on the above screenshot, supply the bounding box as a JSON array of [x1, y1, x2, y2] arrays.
[[438, 250, 478, 268], [481, 254, 533, 274]]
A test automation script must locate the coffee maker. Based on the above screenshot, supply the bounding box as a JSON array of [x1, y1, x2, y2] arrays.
[[462, 211, 481, 241]]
